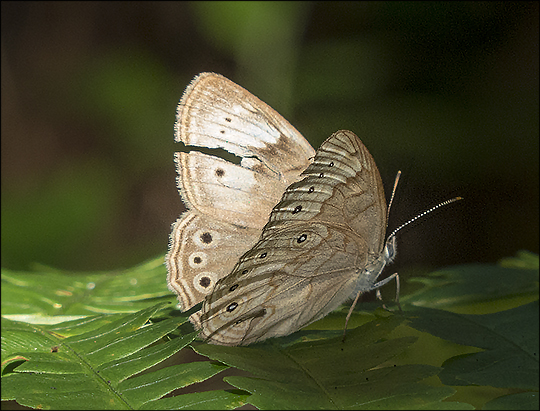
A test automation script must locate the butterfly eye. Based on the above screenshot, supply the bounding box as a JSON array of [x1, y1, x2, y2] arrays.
[[297, 234, 307, 243], [226, 302, 238, 312], [229, 284, 238, 292], [292, 205, 302, 214], [259, 252, 267, 259]]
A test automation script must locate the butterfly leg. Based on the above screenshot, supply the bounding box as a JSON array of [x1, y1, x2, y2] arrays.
[[342, 273, 401, 342], [342, 289, 364, 342], [378, 273, 402, 312]]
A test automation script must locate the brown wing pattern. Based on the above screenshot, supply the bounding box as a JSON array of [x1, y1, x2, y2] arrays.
[[199, 130, 388, 345]]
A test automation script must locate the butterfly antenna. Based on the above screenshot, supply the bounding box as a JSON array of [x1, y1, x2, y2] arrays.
[[386, 170, 401, 219], [387, 196, 463, 240]]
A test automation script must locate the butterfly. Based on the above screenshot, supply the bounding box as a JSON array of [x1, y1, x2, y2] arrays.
[[196, 130, 401, 346]]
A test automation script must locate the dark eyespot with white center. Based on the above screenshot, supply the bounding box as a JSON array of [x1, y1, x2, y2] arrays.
[[242, 269, 248, 274], [193, 256, 202, 264], [226, 302, 238, 312], [229, 284, 238, 292], [297, 234, 307, 243], [292, 205, 302, 214], [319, 172, 324, 178], [308, 186, 315, 193], [259, 252, 267, 259], [329, 161, 334, 167]]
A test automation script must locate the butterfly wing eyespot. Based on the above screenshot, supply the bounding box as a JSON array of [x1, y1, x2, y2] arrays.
[[297, 234, 308, 243], [188, 251, 208, 268], [193, 228, 219, 248], [193, 272, 218, 294], [226, 302, 238, 312]]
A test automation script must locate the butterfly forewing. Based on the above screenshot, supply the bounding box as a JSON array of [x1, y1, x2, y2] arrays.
[[176, 72, 315, 182], [175, 150, 292, 228], [200, 223, 364, 345], [266, 131, 386, 238], [199, 130, 389, 345]]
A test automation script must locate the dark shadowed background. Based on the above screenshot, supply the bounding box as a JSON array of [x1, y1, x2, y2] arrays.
[[2, 2, 538, 277]]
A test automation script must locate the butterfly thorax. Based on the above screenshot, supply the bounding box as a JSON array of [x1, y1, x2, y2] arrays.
[[353, 234, 396, 296]]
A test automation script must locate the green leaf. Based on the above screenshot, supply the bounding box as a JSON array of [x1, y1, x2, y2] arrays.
[[402, 258, 539, 310], [3, 256, 537, 409], [145, 390, 250, 410], [407, 302, 539, 390], [483, 392, 540, 410], [194, 315, 465, 410], [498, 250, 539, 270], [1, 303, 244, 409], [1, 256, 174, 317]]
